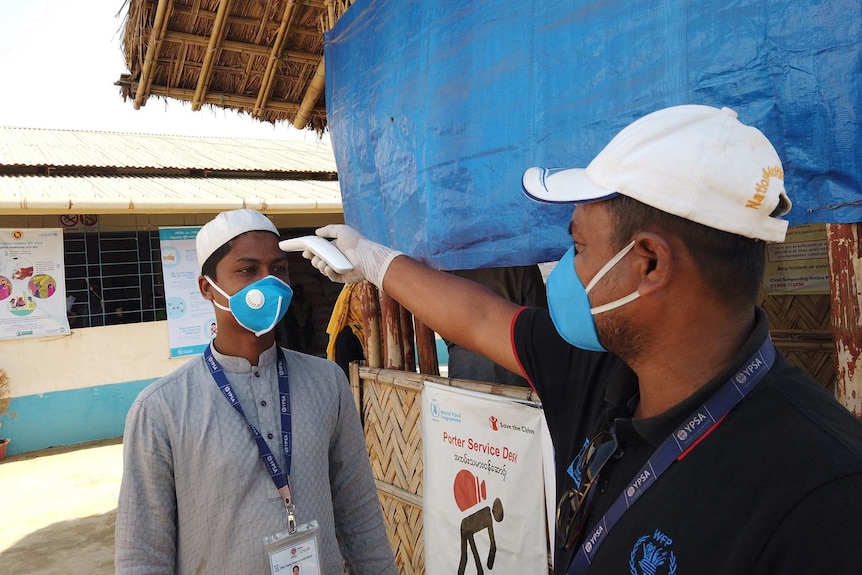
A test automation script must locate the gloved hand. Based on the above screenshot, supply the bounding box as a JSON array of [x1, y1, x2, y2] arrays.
[[308, 224, 403, 289]]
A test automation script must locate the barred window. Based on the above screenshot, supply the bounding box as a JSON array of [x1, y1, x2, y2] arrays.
[[63, 231, 166, 328]]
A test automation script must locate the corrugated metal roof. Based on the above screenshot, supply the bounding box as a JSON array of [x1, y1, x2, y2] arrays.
[[0, 126, 337, 172], [0, 175, 342, 214]]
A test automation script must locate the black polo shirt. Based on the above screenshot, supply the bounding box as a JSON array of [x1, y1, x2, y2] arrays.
[[513, 306, 862, 574]]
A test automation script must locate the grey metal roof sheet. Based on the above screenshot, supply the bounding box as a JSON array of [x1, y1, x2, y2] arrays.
[[0, 175, 342, 214], [0, 126, 337, 172]]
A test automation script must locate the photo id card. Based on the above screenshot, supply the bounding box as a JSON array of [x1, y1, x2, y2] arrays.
[[264, 520, 322, 575]]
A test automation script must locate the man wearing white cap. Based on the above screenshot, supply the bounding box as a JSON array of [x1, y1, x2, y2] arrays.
[[116, 209, 397, 575], [300, 106, 862, 573]]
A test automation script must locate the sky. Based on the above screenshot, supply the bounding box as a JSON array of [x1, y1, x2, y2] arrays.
[[0, 0, 325, 141]]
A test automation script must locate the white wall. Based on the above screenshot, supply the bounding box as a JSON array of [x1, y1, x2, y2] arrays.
[[1, 321, 192, 397]]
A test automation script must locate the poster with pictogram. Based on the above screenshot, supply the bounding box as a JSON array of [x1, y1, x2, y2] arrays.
[[159, 227, 216, 357], [0, 228, 69, 340], [422, 382, 548, 574]]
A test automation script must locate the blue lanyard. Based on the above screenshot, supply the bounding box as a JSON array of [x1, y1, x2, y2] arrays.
[[204, 344, 298, 531], [567, 337, 776, 574]]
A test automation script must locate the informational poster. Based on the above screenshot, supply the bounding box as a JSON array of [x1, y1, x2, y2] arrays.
[[764, 224, 830, 295], [422, 382, 548, 574], [0, 228, 69, 340], [159, 227, 216, 357]]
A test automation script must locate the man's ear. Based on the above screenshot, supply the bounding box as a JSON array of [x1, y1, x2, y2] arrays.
[[632, 232, 673, 296], [198, 275, 214, 301]]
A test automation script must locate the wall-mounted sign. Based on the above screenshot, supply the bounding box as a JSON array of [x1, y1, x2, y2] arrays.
[[0, 228, 70, 340], [159, 227, 215, 358], [58, 215, 98, 229], [764, 224, 830, 295]]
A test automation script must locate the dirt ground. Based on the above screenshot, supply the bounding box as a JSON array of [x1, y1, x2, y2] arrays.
[[0, 437, 123, 575]]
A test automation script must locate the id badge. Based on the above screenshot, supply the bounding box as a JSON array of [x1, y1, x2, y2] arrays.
[[264, 520, 322, 575]]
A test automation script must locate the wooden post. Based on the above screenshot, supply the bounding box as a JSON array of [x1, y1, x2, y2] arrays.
[[400, 305, 416, 373], [414, 318, 440, 376], [349, 359, 362, 423], [360, 282, 382, 369], [379, 291, 405, 370], [826, 223, 862, 419]]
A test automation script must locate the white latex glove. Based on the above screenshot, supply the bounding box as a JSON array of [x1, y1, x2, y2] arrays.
[[308, 224, 403, 289]]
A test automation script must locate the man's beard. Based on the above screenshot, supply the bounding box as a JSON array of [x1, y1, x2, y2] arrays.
[[596, 310, 648, 364]]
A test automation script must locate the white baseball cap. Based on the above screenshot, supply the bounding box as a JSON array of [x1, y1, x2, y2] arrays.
[[522, 105, 792, 242], [196, 209, 279, 270]]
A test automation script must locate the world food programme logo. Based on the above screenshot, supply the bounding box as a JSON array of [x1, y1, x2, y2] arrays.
[[429, 398, 462, 423], [629, 530, 677, 575]]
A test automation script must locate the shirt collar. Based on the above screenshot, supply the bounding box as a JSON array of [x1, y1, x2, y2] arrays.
[[209, 343, 279, 373], [612, 307, 772, 446]]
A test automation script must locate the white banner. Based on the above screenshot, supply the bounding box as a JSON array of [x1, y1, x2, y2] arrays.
[[159, 227, 216, 358], [422, 382, 548, 575], [0, 228, 69, 340]]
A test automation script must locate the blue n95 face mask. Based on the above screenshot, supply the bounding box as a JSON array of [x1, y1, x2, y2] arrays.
[[205, 275, 293, 337], [546, 241, 639, 352]]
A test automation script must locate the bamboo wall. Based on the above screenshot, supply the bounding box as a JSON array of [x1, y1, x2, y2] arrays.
[[757, 291, 836, 393]]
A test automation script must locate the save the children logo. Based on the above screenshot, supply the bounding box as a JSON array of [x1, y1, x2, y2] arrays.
[[487, 414, 536, 435], [629, 530, 677, 575]]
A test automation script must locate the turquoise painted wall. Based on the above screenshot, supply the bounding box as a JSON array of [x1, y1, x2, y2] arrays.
[[0, 378, 156, 457], [435, 337, 449, 366]]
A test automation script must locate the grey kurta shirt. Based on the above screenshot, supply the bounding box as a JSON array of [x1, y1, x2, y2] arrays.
[[115, 344, 396, 575]]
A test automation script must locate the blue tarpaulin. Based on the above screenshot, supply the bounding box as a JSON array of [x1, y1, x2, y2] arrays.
[[325, 0, 862, 270]]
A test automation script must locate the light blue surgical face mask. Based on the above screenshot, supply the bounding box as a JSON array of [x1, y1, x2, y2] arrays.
[[546, 241, 639, 352], [206, 275, 293, 337]]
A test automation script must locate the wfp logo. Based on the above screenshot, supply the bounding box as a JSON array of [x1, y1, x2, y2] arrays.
[[489, 416, 499, 431], [430, 398, 462, 423], [629, 530, 677, 575]]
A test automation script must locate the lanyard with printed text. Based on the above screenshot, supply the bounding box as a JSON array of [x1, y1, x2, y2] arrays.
[[205, 344, 298, 533], [567, 337, 776, 574]]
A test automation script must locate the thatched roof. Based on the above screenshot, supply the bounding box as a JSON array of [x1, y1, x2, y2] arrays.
[[116, 0, 355, 134]]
